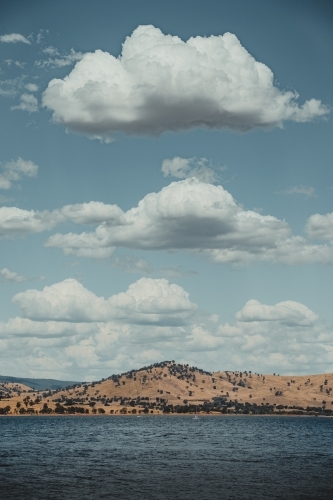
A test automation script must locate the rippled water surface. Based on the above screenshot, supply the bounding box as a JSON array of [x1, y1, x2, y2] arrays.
[[1, 415, 333, 499]]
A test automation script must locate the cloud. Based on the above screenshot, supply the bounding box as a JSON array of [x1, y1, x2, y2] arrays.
[[0, 316, 94, 338], [0, 76, 27, 97], [0, 33, 30, 44], [0, 157, 38, 190], [1, 276, 333, 377], [0, 268, 45, 284], [305, 212, 333, 240], [25, 83, 38, 92], [35, 47, 83, 68], [159, 265, 198, 278], [59, 201, 124, 225], [235, 299, 318, 326], [13, 277, 197, 326], [0, 206, 61, 237], [45, 178, 333, 265], [11, 93, 38, 113], [0, 201, 123, 239], [42, 25, 328, 140], [5, 60, 26, 69], [2, 180, 333, 266], [110, 255, 155, 274], [277, 185, 316, 197], [0, 268, 27, 283], [161, 157, 223, 183]]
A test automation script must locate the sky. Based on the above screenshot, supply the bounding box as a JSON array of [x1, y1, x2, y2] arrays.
[[0, 0, 332, 380]]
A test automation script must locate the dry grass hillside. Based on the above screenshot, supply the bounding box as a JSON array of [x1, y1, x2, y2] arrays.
[[1, 362, 333, 415]]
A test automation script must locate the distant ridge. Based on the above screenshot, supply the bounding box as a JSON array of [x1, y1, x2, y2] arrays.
[[0, 375, 80, 391]]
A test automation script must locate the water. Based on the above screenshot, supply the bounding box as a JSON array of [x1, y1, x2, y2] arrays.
[[1, 415, 332, 499]]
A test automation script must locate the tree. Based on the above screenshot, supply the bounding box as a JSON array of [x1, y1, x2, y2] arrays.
[[23, 396, 30, 408]]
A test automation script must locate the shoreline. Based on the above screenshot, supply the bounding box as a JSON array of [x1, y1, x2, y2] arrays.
[[1, 412, 331, 418]]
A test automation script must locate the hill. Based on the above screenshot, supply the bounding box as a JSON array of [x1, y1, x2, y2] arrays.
[[1, 362, 333, 416], [0, 375, 80, 391]]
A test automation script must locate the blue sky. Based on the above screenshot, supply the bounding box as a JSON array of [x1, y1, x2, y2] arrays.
[[0, 0, 332, 380]]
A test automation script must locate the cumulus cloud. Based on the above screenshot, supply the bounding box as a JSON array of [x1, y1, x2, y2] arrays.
[[235, 299, 318, 326], [25, 83, 38, 92], [59, 201, 124, 225], [0, 201, 123, 240], [305, 212, 333, 241], [11, 93, 38, 113], [277, 185, 316, 197], [42, 25, 328, 140], [1, 276, 333, 378], [0, 157, 38, 190], [44, 178, 333, 265], [0, 33, 30, 44], [161, 157, 223, 183], [13, 277, 197, 326], [0, 206, 61, 237], [0, 268, 45, 284], [0, 268, 27, 283], [0, 317, 93, 338]]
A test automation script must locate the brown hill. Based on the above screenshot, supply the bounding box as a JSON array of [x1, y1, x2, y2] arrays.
[[1, 362, 333, 415]]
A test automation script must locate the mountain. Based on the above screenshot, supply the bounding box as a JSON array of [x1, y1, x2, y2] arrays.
[[0, 375, 80, 391]]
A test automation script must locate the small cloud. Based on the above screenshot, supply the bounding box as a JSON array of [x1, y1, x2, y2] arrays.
[[36, 29, 49, 45], [161, 157, 226, 183], [0, 157, 39, 190], [11, 93, 38, 113], [0, 33, 31, 44], [160, 265, 198, 278], [0, 268, 45, 284], [4, 60, 26, 69], [0, 76, 27, 97], [42, 46, 59, 56], [110, 255, 155, 274], [277, 185, 316, 197], [25, 83, 38, 92], [35, 48, 83, 69]]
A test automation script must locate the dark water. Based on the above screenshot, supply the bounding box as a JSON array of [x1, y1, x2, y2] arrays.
[[1, 416, 332, 500]]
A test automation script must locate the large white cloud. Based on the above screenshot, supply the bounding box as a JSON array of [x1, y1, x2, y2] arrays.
[[45, 178, 333, 265], [13, 277, 197, 326], [42, 25, 328, 139]]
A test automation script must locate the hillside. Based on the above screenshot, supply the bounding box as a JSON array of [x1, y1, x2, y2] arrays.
[[1, 361, 333, 416]]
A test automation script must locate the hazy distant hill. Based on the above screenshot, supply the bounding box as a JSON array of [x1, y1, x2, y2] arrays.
[[0, 375, 80, 391]]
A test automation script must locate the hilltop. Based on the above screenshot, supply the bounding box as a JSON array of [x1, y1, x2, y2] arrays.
[[1, 361, 333, 416]]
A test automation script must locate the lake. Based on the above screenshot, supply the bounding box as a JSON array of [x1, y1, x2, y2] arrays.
[[1, 415, 332, 499]]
